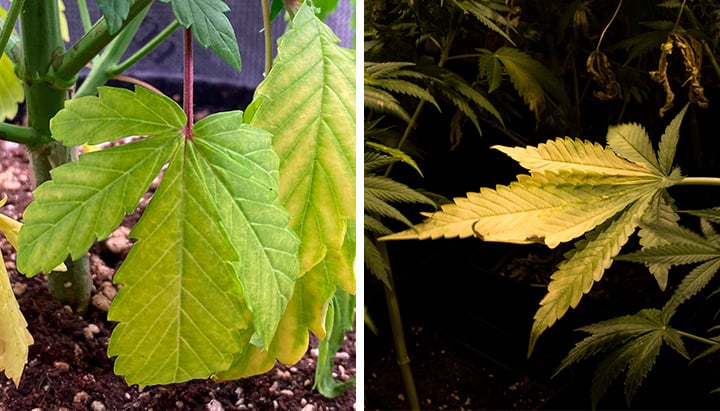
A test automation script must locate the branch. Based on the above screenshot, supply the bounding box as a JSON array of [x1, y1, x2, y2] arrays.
[[53, 0, 154, 86]]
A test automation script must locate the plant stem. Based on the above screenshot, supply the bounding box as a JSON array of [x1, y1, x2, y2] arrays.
[[385, 30, 456, 177], [53, 0, 153, 86], [677, 177, 720, 186], [377, 241, 420, 410], [0, 123, 39, 146], [111, 20, 181, 76], [183, 27, 194, 136], [678, 330, 720, 346], [261, 0, 273, 76], [76, 0, 93, 33], [20, 0, 92, 314], [0, 0, 23, 58], [75, 4, 151, 98]]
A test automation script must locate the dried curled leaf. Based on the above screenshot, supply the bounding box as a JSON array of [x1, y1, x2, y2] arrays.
[[650, 33, 709, 117], [587, 51, 621, 101]]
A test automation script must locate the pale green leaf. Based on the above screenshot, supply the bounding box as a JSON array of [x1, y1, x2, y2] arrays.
[[17, 135, 180, 275], [162, 0, 242, 71], [383, 172, 656, 249], [0, 254, 32, 387], [250, 2, 355, 275], [529, 194, 655, 354], [657, 104, 688, 175], [50, 86, 186, 145], [493, 137, 654, 177], [606, 122, 662, 175], [0, 53, 23, 121], [107, 142, 249, 386], [190, 111, 299, 347], [58, 0, 69, 42]]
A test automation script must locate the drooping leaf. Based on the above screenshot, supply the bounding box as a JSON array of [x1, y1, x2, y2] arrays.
[[0, 255, 32, 387], [249, 2, 355, 276], [96, 0, 132, 34], [162, 0, 242, 71], [50, 86, 186, 145], [0, 53, 23, 121], [0, 201, 32, 387], [490, 47, 570, 119], [363, 86, 410, 123], [478, 50, 503, 93], [529, 193, 655, 354], [314, 288, 356, 397], [17, 135, 180, 275]]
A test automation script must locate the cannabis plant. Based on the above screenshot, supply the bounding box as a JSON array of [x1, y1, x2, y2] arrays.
[[383, 102, 720, 406]]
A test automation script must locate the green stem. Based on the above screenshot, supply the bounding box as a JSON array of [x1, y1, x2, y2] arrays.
[[76, 0, 93, 33], [53, 0, 154, 86], [75, 4, 152, 98], [0, 123, 39, 145], [385, 30, 456, 177], [111, 20, 181, 76], [183, 27, 194, 136], [677, 177, 720, 186], [261, 0, 273, 76], [678, 330, 720, 346], [0, 0, 23, 59], [21, 0, 91, 314], [377, 242, 420, 411]]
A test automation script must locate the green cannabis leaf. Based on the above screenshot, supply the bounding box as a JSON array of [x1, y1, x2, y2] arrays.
[[162, 0, 242, 71], [314, 288, 356, 397], [618, 220, 720, 319], [555, 309, 688, 408], [19, 86, 299, 385], [384, 107, 691, 355], [478, 47, 569, 120], [96, 0, 132, 34], [451, 0, 515, 45], [364, 61, 440, 122]]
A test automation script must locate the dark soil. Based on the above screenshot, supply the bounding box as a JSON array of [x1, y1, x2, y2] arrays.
[[0, 133, 356, 410]]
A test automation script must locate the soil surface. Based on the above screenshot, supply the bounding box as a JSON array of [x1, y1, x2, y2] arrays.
[[0, 134, 356, 410]]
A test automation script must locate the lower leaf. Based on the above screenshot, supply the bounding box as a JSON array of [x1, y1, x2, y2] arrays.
[[529, 194, 655, 355]]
